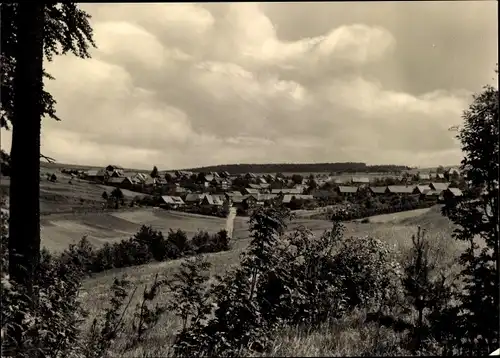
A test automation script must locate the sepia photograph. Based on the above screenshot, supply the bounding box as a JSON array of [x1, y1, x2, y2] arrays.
[[0, 2, 498, 357]]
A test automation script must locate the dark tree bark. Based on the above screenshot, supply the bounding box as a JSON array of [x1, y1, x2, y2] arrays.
[[8, 3, 44, 294]]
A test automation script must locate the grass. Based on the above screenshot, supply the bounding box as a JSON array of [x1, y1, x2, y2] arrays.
[[1, 174, 148, 215], [40, 208, 229, 252], [75, 204, 466, 356], [250, 310, 409, 357]]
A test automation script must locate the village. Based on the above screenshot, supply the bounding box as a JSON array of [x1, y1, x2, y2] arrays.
[[58, 164, 465, 218]]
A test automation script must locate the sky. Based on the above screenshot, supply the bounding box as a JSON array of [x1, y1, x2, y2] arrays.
[[1, 2, 497, 170]]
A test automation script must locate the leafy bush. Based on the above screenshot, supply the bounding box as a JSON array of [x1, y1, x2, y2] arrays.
[[171, 205, 404, 356], [2, 245, 87, 357]]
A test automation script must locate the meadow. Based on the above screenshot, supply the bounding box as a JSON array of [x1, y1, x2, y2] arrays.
[[76, 205, 465, 357]]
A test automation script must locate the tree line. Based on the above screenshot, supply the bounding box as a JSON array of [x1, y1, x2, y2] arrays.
[[182, 162, 410, 174]]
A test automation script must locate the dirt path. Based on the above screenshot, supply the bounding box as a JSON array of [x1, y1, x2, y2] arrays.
[[226, 207, 237, 238]]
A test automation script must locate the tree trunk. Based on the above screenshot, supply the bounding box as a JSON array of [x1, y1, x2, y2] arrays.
[[6, 3, 44, 352], [8, 2, 44, 297]]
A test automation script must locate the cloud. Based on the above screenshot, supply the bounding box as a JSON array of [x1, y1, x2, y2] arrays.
[[1, 2, 496, 169]]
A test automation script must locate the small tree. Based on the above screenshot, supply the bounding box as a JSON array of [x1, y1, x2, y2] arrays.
[[110, 187, 124, 209], [150, 166, 158, 178], [442, 71, 499, 355]]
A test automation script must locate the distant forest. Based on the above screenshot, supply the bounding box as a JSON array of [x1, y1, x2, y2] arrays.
[[182, 162, 411, 174]]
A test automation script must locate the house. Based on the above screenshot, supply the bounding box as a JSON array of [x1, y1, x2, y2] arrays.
[[425, 190, 443, 202], [85, 169, 107, 182], [107, 177, 125, 186], [442, 188, 463, 201], [271, 188, 302, 195], [242, 195, 258, 209], [231, 195, 247, 206], [248, 184, 262, 190], [133, 173, 148, 184], [387, 186, 414, 195], [430, 182, 450, 191], [413, 185, 431, 195], [311, 190, 336, 200], [185, 193, 206, 204], [225, 191, 243, 198], [244, 188, 260, 195], [351, 177, 370, 185], [256, 194, 278, 203], [160, 195, 185, 209], [418, 173, 431, 181], [143, 177, 156, 187], [212, 194, 226, 205], [281, 194, 314, 204], [446, 168, 461, 177], [369, 186, 389, 195], [258, 177, 267, 185], [203, 174, 215, 183], [336, 186, 358, 196], [201, 195, 224, 208], [245, 173, 257, 180]]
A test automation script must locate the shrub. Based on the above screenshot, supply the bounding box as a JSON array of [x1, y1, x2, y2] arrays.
[[191, 231, 212, 254], [132, 225, 166, 262], [2, 247, 87, 357], [172, 203, 409, 357], [402, 227, 458, 355], [166, 229, 192, 259], [330, 235, 403, 311]]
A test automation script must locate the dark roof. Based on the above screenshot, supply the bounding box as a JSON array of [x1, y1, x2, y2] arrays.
[[231, 195, 247, 203], [245, 188, 260, 194], [338, 186, 358, 193], [370, 186, 388, 194], [311, 190, 334, 198], [271, 188, 302, 194], [161, 196, 185, 205], [387, 186, 414, 194], [416, 185, 431, 192], [256, 194, 277, 201], [431, 182, 450, 191], [201, 195, 215, 205], [426, 190, 442, 196], [446, 188, 463, 197], [185, 193, 205, 202]]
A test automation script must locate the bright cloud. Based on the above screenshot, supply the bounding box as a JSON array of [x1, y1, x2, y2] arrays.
[[1, 2, 497, 169]]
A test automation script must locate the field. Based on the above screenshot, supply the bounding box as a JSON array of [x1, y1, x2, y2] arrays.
[[77, 205, 466, 357], [40, 209, 232, 252], [0, 172, 148, 215]]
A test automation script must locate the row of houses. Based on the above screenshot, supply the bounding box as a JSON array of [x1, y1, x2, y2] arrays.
[[160, 191, 316, 211], [334, 182, 463, 201]]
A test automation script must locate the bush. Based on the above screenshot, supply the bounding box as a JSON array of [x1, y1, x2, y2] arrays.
[[172, 205, 404, 356], [2, 246, 87, 357]]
